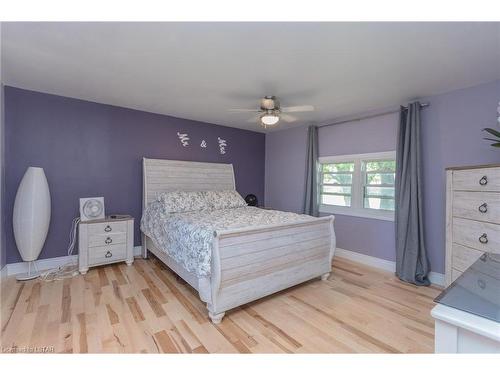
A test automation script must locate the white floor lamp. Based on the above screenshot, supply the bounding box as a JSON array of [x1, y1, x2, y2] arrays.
[[13, 167, 51, 281]]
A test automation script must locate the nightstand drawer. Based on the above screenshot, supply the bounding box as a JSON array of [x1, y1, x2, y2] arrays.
[[88, 221, 127, 235], [88, 232, 127, 247], [88, 244, 127, 266], [79, 216, 134, 275]]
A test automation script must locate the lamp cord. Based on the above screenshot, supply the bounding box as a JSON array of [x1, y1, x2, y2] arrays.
[[39, 217, 81, 282]]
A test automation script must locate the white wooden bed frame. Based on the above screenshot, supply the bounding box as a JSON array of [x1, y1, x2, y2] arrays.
[[141, 158, 336, 323]]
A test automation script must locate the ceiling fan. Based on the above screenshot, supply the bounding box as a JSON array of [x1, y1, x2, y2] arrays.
[[228, 96, 315, 128]]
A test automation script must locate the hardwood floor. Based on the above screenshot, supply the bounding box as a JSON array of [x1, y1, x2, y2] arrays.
[[0, 256, 441, 353]]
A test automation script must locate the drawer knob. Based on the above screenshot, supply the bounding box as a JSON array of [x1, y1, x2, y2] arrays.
[[478, 203, 488, 213], [105, 237, 113, 244], [104, 225, 112, 232], [479, 175, 488, 186], [105, 251, 113, 258], [478, 233, 488, 244]]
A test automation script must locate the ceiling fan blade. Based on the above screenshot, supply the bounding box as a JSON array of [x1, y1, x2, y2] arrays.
[[246, 114, 262, 123], [227, 108, 259, 113], [280, 105, 315, 113], [280, 113, 298, 123]]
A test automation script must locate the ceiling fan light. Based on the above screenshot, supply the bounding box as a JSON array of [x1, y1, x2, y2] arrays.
[[261, 114, 280, 126]]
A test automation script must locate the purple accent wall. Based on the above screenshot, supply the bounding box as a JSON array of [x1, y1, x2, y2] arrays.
[[266, 80, 500, 274], [0, 84, 5, 270], [319, 112, 398, 156], [318, 112, 399, 263], [265, 126, 308, 213], [4, 87, 265, 264], [265, 113, 399, 263], [420, 80, 500, 273]]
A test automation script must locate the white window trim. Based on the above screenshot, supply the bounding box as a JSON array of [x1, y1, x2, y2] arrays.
[[318, 151, 396, 222]]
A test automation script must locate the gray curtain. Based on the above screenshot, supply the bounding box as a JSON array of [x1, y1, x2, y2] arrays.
[[304, 125, 319, 216], [395, 102, 430, 286]]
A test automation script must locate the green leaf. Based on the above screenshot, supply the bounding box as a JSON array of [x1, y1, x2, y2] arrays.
[[483, 128, 500, 138], [484, 138, 500, 142], [490, 143, 500, 148]]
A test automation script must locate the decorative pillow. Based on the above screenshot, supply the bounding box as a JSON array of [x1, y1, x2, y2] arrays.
[[156, 190, 247, 213], [207, 190, 247, 210], [156, 191, 213, 213]]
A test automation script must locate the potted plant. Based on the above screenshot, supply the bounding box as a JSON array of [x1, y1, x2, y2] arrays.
[[483, 101, 500, 148]]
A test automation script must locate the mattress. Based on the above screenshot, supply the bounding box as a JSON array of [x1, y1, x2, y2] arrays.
[[140, 203, 313, 277]]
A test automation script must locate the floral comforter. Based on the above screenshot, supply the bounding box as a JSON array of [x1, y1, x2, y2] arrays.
[[141, 203, 313, 277]]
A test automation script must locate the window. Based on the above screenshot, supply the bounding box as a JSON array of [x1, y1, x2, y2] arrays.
[[362, 159, 396, 211], [319, 151, 396, 221], [320, 162, 354, 207]]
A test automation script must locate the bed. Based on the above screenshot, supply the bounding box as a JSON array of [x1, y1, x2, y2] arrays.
[[140, 158, 336, 323]]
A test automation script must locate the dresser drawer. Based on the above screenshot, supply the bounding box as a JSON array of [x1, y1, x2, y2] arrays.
[[452, 217, 500, 253], [88, 232, 127, 247], [453, 168, 500, 192], [453, 191, 500, 224], [457, 265, 499, 304], [88, 221, 127, 235], [451, 268, 462, 283], [88, 244, 127, 266], [451, 243, 484, 272]]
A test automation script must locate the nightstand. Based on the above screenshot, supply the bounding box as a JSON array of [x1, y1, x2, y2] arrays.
[[78, 215, 134, 274]]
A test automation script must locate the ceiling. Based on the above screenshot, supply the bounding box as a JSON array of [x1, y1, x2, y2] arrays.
[[2, 22, 499, 133]]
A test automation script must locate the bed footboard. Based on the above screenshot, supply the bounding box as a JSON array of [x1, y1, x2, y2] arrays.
[[208, 216, 335, 323]]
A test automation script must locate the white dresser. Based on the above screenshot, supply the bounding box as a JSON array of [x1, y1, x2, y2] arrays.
[[78, 215, 134, 274], [446, 164, 500, 286], [432, 304, 500, 353], [432, 252, 500, 353]]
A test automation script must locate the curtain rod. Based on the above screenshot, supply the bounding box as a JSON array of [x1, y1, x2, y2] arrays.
[[318, 102, 430, 128]]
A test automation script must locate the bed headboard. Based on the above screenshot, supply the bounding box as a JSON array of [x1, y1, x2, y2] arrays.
[[142, 158, 236, 209]]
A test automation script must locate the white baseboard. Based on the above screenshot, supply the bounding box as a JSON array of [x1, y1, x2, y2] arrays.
[[7, 254, 79, 276], [335, 248, 396, 273], [134, 245, 142, 257], [0, 264, 7, 284], [6, 245, 445, 286], [6, 246, 143, 276], [334, 247, 445, 287], [429, 272, 445, 287]]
